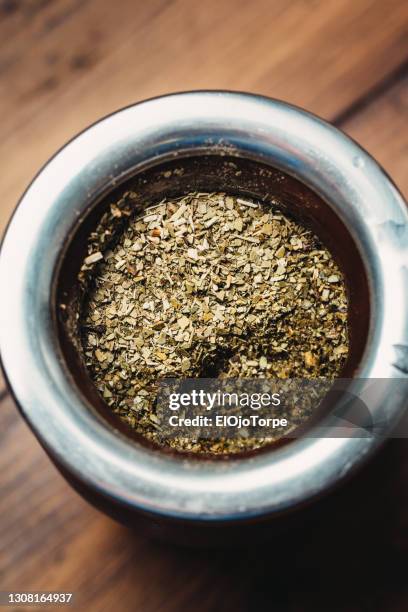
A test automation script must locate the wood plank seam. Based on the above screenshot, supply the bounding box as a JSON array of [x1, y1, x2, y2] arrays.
[[333, 56, 408, 127]]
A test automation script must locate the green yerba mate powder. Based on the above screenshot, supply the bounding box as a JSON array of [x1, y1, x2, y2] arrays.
[[78, 192, 349, 454]]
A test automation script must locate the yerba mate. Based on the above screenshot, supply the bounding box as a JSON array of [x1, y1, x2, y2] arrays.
[[79, 192, 349, 454]]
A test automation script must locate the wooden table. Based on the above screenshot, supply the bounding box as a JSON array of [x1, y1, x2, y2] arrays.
[[1, 1, 407, 609]]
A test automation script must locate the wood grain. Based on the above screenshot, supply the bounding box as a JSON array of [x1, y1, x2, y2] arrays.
[[0, 0, 408, 230], [341, 75, 408, 198], [1, 1, 408, 610]]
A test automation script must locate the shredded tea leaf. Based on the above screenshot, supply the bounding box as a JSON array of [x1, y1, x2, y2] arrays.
[[78, 192, 349, 454]]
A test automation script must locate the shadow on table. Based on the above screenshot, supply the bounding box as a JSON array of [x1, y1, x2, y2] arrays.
[[115, 440, 408, 612]]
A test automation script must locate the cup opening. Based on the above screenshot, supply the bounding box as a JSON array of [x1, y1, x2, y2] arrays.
[[54, 153, 370, 459]]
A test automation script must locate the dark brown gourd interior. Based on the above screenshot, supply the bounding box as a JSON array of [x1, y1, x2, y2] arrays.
[[54, 155, 370, 457]]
